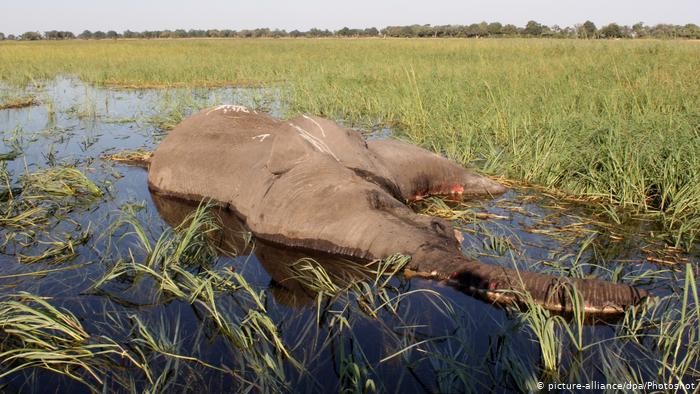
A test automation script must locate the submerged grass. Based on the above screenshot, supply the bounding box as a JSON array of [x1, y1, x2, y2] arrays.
[[0, 201, 47, 230], [2, 192, 697, 391], [22, 166, 102, 200], [1, 165, 101, 266], [0, 292, 143, 389], [407, 193, 698, 389], [16, 230, 89, 264], [92, 203, 301, 391]]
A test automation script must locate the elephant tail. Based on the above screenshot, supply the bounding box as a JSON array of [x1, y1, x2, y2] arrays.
[[447, 259, 650, 316]]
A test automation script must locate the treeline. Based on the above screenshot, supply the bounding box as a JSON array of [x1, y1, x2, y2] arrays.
[[2, 21, 699, 41]]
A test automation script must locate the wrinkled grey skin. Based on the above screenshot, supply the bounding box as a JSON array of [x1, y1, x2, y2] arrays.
[[152, 193, 371, 308], [147, 106, 649, 316]]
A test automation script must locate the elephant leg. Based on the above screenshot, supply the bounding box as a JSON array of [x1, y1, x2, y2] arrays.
[[367, 139, 507, 201]]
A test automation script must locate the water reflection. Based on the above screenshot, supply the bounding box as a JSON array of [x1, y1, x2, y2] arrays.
[[151, 192, 375, 308]]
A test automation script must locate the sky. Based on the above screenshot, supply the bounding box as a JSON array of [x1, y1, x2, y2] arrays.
[[1, 0, 697, 35]]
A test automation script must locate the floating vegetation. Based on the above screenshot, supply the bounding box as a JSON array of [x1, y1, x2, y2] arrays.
[[411, 196, 508, 222], [0, 164, 102, 285], [103, 117, 138, 124], [22, 167, 102, 200], [0, 264, 83, 280], [0, 150, 20, 161], [101, 149, 152, 166], [1, 126, 24, 157], [0, 95, 39, 110], [16, 230, 89, 264], [0, 292, 143, 389], [0, 201, 46, 229], [148, 109, 186, 132]]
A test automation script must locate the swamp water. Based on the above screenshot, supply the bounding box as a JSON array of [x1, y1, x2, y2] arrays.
[[0, 78, 698, 393]]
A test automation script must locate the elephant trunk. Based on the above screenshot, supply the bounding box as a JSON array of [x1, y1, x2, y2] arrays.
[[418, 254, 649, 315]]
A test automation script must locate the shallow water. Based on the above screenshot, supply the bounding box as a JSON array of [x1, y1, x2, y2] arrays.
[[0, 78, 697, 392]]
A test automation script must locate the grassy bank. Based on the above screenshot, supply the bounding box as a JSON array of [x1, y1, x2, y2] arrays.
[[1, 38, 699, 247]]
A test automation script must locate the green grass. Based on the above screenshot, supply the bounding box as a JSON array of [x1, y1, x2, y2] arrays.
[[93, 202, 300, 391], [1, 164, 100, 265], [2, 196, 696, 392], [0, 38, 699, 392], [0, 292, 143, 390], [1, 38, 698, 247], [21, 166, 102, 200]]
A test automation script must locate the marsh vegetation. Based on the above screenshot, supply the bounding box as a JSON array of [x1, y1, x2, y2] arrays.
[[0, 39, 698, 392]]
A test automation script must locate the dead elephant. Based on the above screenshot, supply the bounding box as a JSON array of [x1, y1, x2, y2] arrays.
[[146, 105, 649, 316]]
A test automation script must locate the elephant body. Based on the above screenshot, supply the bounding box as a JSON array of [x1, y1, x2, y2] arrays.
[[151, 193, 371, 308], [147, 105, 648, 316]]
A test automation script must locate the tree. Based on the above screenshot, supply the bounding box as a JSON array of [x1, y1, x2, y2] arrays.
[[540, 24, 553, 37], [632, 22, 648, 38], [523, 20, 544, 36], [17, 22, 700, 42], [559, 26, 576, 38], [21, 31, 42, 40], [0, 32, 4, 40], [363, 27, 379, 36], [501, 24, 518, 36], [270, 29, 286, 38], [188, 29, 207, 37], [680, 23, 700, 39], [252, 28, 271, 38], [487, 22, 502, 36], [309, 28, 332, 37], [619, 25, 633, 38], [600, 23, 623, 38], [550, 25, 564, 37], [464, 23, 479, 37], [476, 21, 489, 37], [580, 20, 597, 38], [650, 24, 675, 38], [7, 34, 16, 40], [381, 26, 401, 37]]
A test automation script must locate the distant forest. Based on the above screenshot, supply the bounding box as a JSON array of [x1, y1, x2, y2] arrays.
[[3, 21, 699, 41]]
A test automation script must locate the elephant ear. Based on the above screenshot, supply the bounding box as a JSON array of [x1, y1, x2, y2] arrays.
[[265, 131, 311, 175]]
